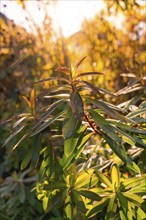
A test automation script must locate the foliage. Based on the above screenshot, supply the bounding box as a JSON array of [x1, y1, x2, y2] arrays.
[[0, 0, 146, 219], [1, 55, 146, 219]]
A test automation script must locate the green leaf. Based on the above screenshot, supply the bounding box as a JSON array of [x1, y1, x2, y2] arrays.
[[106, 195, 117, 220], [127, 162, 140, 174], [12, 133, 28, 150], [75, 169, 98, 188], [31, 110, 66, 137], [104, 134, 140, 173], [88, 109, 121, 143], [134, 206, 146, 220], [11, 103, 61, 151], [39, 144, 54, 180], [113, 126, 136, 146], [70, 92, 84, 120], [64, 136, 79, 157], [117, 193, 134, 220], [49, 218, 70, 220], [31, 99, 65, 131], [128, 108, 146, 118], [2, 125, 25, 148], [19, 183, 26, 203], [117, 192, 128, 211], [86, 197, 109, 218], [31, 134, 41, 167], [78, 189, 101, 201], [95, 170, 113, 189], [108, 120, 146, 134], [87, 98, 135, 124], [64, 195, 72, 219], [62, 128, 93, 170], [122, 136, 135, 146], [103, 134, 130, 163], [127, 184, 146, 194], [72, 190, 86, 212], [123, 192, 144, 205], [74, 131, 94, 159], [62, 108, 80, 139], [61, 153, 74, 170], [21, 149, 32, 170], [43, 181, 66, 191], [122, 175, 146, 190]]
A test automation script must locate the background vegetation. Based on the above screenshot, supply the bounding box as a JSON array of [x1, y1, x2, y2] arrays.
[[0, 0, 146, 219]]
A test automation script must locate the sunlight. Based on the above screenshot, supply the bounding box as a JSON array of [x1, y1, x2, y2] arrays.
[[52, 1, 105, 36], [1, 0, 105, 37]]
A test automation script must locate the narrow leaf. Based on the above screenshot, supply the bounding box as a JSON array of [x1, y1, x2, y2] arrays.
[[72, 190, 86, 213], [79, 189, 101, 201], [62, 108, 80, 139], [56, 66, 71, 75], [31, 99, 65, 131], [103, 134, 140, 173], [95, 170, 113, 189], [34, 76, 70, 84], [123, 192, 144, 204], [74, 71, 104, 80], [31, 134, 41, 167], [87, 98, 135, 124], [30, 89, 36, 116], [64, 137, 79, 157], [74, 56, 87, 71], [21, 149, 32, 170], [88, 109, 121, 143], [70, 92, 84, 120], [111, 164, 120, 189], [21, 95, 31, 108], [86, 197, 109, 218], [31, 110, 66, 137], [2, 125, 25, 148]]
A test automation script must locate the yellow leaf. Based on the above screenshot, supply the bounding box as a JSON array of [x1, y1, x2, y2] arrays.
[[111, 163, 120, 190], [30, 89, 36, 116], [21, 96, 31, 108]]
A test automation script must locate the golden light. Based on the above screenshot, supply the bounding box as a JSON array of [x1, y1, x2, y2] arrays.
[[1, 0, 105, 37]]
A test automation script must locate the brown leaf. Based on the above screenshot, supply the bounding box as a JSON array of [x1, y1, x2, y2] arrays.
[[56, 66, 71, 75], [74, 56, 87, 71]]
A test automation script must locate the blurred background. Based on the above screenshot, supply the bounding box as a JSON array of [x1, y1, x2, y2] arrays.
[[0, 0, 145, 219]]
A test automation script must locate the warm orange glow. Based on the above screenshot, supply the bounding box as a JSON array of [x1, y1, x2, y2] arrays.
[[1, 0, 105, 37]]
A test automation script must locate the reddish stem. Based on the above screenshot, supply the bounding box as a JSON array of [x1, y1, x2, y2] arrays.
[[84, 112, 101, 135]]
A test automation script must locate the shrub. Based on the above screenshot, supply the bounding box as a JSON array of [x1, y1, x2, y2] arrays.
[[1, 57, 146, 219]]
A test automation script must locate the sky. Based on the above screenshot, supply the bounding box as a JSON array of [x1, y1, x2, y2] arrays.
[[0, 0, 105, 37]]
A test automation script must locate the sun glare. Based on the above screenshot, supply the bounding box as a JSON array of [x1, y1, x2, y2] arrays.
[[52, 1, 105, 36], [1, 0, 105, 37]]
